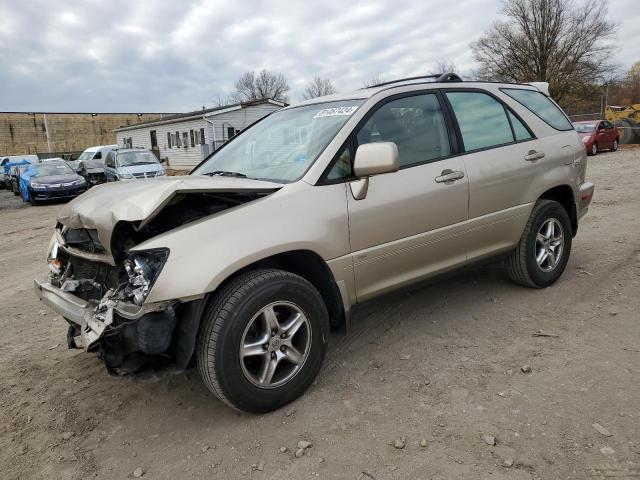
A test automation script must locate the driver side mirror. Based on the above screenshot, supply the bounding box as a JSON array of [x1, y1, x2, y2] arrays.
[[350, 142, 399, 200], [353, 142, 399, 177]]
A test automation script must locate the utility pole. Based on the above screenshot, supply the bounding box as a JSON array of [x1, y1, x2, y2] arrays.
[[43, 113, 52, 153]]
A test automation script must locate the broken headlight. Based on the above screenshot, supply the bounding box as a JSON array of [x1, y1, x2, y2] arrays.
[[47, 234, 64, 275], [123, 249, 169, 306]]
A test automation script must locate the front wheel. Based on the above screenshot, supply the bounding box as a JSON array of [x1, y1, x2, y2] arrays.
[[197, 269, 330, 413], [588, 143, 598, 156], [506, 200, 572, 288], [28, 190, 37, 206]]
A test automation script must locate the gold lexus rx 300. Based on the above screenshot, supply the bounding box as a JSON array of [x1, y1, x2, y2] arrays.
[[35, 74, 594, 412]]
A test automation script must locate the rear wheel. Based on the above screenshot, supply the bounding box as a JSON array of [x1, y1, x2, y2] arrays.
[[610, 139, 619, 151], [197, 269, 329, 413], [506, 200, 572, 288]]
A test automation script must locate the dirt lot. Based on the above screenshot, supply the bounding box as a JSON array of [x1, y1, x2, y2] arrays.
[[1, 148, 639, 480]]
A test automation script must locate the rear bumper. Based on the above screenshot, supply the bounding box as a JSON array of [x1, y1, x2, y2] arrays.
[[577, 181, 595, 219]]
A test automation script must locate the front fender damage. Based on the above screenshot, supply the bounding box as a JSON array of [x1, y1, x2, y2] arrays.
[[40, 178, 281, 379], [59, 280, 206, 378]]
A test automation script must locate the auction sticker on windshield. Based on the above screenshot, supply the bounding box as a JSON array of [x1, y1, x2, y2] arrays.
[[313, 106, 359, 118]]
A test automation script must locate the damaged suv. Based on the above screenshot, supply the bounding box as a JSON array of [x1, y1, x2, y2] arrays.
[[35, 74, 594, 412]]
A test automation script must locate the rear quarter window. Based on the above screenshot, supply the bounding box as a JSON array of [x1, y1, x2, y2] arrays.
[[501, 88, 573, 131]]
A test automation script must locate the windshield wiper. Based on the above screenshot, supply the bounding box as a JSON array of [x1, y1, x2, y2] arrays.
[[204, 170, 247, 178]]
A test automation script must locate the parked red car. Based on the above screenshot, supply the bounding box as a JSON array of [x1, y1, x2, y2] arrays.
[[573, 120, 619, 156]]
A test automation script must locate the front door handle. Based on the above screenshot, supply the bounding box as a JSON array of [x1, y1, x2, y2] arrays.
[[435, 169, 465, 183], [524, 150, 545, 162]]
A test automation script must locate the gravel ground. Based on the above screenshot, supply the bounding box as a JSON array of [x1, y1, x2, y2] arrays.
[[1, 147, 639, 479]]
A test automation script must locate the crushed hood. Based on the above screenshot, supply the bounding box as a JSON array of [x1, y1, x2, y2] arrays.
[[57, 175, 283, 261]]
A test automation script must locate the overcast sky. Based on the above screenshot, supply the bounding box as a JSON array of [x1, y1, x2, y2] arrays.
[[0, 0, 637, 113]]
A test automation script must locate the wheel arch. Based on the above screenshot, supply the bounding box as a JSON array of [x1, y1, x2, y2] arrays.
[[218, 249, 347, 333], [538, 184, 577, 236], [172, 249, 347, 371]]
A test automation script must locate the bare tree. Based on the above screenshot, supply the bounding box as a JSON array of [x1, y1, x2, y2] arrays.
[[363, 74, 385, 88], [471, 0, 616, 105], [231, 69, 290, 103], [429, 59, 457, 75], [212, 94, 232, 107], [622, 61, 640, 104], [302, 77, 337, 100]]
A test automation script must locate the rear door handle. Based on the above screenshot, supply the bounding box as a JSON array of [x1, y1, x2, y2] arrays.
[[435, 169, 465, 183], [524, 150, 545, 162]]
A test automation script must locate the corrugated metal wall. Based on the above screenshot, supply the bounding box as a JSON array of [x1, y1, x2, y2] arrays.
[[0, 112, 172, 156]]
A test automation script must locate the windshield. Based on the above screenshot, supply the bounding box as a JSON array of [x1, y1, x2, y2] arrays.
[[78, 151, 96, 161], [574, 123, 596, 133], [34, 163, 74, 177], [117, 151, 158, 167], [192, 100, 365, 182]]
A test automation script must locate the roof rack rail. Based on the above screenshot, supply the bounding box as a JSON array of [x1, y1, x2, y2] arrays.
[[365, 72, 463, 89]]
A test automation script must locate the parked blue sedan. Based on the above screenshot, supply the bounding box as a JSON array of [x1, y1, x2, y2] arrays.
[[20, 161, 87, 205]]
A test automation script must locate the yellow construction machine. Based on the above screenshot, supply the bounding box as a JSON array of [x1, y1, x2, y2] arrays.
[[605, 104, 640, 144]]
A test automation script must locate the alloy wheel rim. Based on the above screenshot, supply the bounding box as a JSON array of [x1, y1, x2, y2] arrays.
[[535, 218, 564, 272], [592, 144, 597, 155], [239, 301, 311, 389]]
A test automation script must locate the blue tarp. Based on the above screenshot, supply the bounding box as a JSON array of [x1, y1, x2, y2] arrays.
[[3, 159, 32, 176], [19, 165, 38, 202]]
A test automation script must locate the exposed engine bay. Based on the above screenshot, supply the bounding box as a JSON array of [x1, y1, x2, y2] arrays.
[[43, 189, 274, 377]]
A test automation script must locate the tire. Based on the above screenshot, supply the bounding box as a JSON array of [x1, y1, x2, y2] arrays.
[[610, 138, 619, 152], [506, 200, 572, 288], [197, 269, 330, 413], [588, 142, 598, 156], [29, 194, 37, 206], [615, 119, 637, 144]]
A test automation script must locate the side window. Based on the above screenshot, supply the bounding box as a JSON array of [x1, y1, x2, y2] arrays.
[[93, 151, 102, 159], [356, 94, 451, 168], [507, 110, 533, 141], [105, 152, 114, 168], [446, 92, 514, 150], [327, 145, 352, 180], [501, 88, 572, 131]]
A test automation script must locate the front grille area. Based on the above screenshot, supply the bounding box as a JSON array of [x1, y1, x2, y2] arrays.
[[132, 171, 158, 179], [67, 256, 121, 301]]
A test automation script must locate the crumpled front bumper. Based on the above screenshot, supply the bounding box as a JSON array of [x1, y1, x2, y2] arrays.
[[34, 278, 88, 325], [34, 276, 171, 350]]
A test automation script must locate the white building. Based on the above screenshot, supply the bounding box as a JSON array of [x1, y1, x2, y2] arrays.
[[114, 99, 284, 169]]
